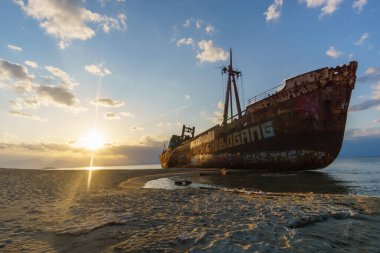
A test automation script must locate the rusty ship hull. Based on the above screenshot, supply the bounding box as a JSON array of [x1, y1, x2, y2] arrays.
[[160, 60, 357, 171]]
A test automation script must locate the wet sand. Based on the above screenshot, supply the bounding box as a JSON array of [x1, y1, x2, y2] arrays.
[[1, 168, 380, 252]]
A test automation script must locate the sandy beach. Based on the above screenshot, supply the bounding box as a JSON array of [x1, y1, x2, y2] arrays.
[[1, 167, 380, 252]]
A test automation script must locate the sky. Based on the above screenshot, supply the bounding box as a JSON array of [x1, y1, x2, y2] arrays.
[[0, 0, 380, 169]]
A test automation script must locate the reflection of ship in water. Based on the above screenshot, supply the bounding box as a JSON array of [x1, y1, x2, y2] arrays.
[[160, 49, 358, 171], [185, 171, 351, 194]]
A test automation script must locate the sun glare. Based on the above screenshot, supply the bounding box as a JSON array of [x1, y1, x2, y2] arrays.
[[80, 129, 105, 151]]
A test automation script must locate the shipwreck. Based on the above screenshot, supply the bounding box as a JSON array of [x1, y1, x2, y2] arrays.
[[160, 49, 357, 171]]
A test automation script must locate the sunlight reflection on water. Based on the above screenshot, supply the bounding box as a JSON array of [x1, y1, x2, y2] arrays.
[[48, 164, 162, 171]]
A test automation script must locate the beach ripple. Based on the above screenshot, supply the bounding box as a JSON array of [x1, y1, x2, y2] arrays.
[[0, 168, 379, 252]]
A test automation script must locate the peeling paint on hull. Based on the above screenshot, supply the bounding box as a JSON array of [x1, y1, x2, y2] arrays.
[[160, 61, 357, 171]]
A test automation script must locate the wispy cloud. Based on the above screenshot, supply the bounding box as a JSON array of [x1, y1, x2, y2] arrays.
[[202, 101, 224, 124], [183, 18, 193, 28], [349, 98, 380, 112], [196, 40, 229, 63], [195, 19, 202, 29], [85, 64, 111, 77], [15, 0, 127, 49], [120, 111, 135, 118], [7, 44, 23, 52], [185, 94, 190, 100], [345, 127, 380, 139], [131, 126, 144, 132], [103, 112, 120, 120], [45, 66, 77, 89], [10, 97, 40, 110], [182, 18, 215, 33], [24, 60, 38, 68], [176, 38, 194, 46], [91, 98, 124, 107], [217, 101, 224, 110], [352, 0, 368, 13], [264, 0, 283, 22], [156, 121, 171, 127], [326, 46, 342, 58], [8, 110, 46, 121], [358, 67, 380, 83], [102, 111, 134, 120], [205, 24, 215, 35], [350, 67, 380, 112], [354, 32, 369, 46], [299, 0, 343, 17]]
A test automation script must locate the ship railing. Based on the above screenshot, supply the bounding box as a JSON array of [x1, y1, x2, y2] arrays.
[[248, 83, 285, 105], [224, 109, 247, 124]]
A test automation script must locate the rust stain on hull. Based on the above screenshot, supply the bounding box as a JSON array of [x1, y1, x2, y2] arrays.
[[160, 60, 358, 171]]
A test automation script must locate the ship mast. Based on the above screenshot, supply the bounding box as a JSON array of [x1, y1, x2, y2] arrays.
[[222, 48, 242, 125]]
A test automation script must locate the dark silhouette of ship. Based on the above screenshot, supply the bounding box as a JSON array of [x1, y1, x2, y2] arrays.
[[160, 49, 358, 171]]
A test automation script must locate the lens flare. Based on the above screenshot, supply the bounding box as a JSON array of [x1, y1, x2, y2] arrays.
[[80, 129, 105, 151]]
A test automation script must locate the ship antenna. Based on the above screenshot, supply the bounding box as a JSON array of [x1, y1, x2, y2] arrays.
[[222, 48, 242, 125]]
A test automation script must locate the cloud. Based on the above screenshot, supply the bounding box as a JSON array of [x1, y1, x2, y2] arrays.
[[207, 111, 223, 124], [264, 0, 283, 22], [205, 25, 215, 35], [36, 85, 83, 110], [15, 0, 127, 49], [138, 134, 168, 147], [352, 0, 367, 13], [217, 101, 224, 110], [8, 110, 46, 121], [326, 46, 342, 58], [183, 18, 193, 27], [0, 59, 32, 81], [10, 97, 40, 110], [373, 119, 380, 124], [1, 59, 84, 112], [357, 67, 380, 84], [156, 122, 171, 127], [99, 0, 125, 7], [7, 44, 23, 52], [354, 32, 369, 45], [299, 0, 343, 17], [131, 126, 144, 132], [45, 66, 77, 89], [85, 64, 111, 77], [345, 127, 380, 139], [0, 139, 164, 168], [0, 132, 19, 143], [25, 60, 38, 68], [203, 102, 224, 124], [10, 81, 36, 94], [350, 68, 380, 111], [91, 98, 124, 107], [103, 112, 120, 120], [185, 94, 190, 100], [196, 40, 229, 63], [195, 19, 202, 29], [349, 98, 380, 112], [120, 111, 135, 118], [176, 38, 194, 46]]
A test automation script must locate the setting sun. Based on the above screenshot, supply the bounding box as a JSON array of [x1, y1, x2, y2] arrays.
[[80, 129, 105, 151]]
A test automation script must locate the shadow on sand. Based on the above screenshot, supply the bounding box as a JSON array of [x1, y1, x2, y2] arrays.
[[187, 170, 351, 194]]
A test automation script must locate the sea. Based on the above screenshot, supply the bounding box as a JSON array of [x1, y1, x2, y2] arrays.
[[50, 157, 380, 196], [0, 157, 379, 252]]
